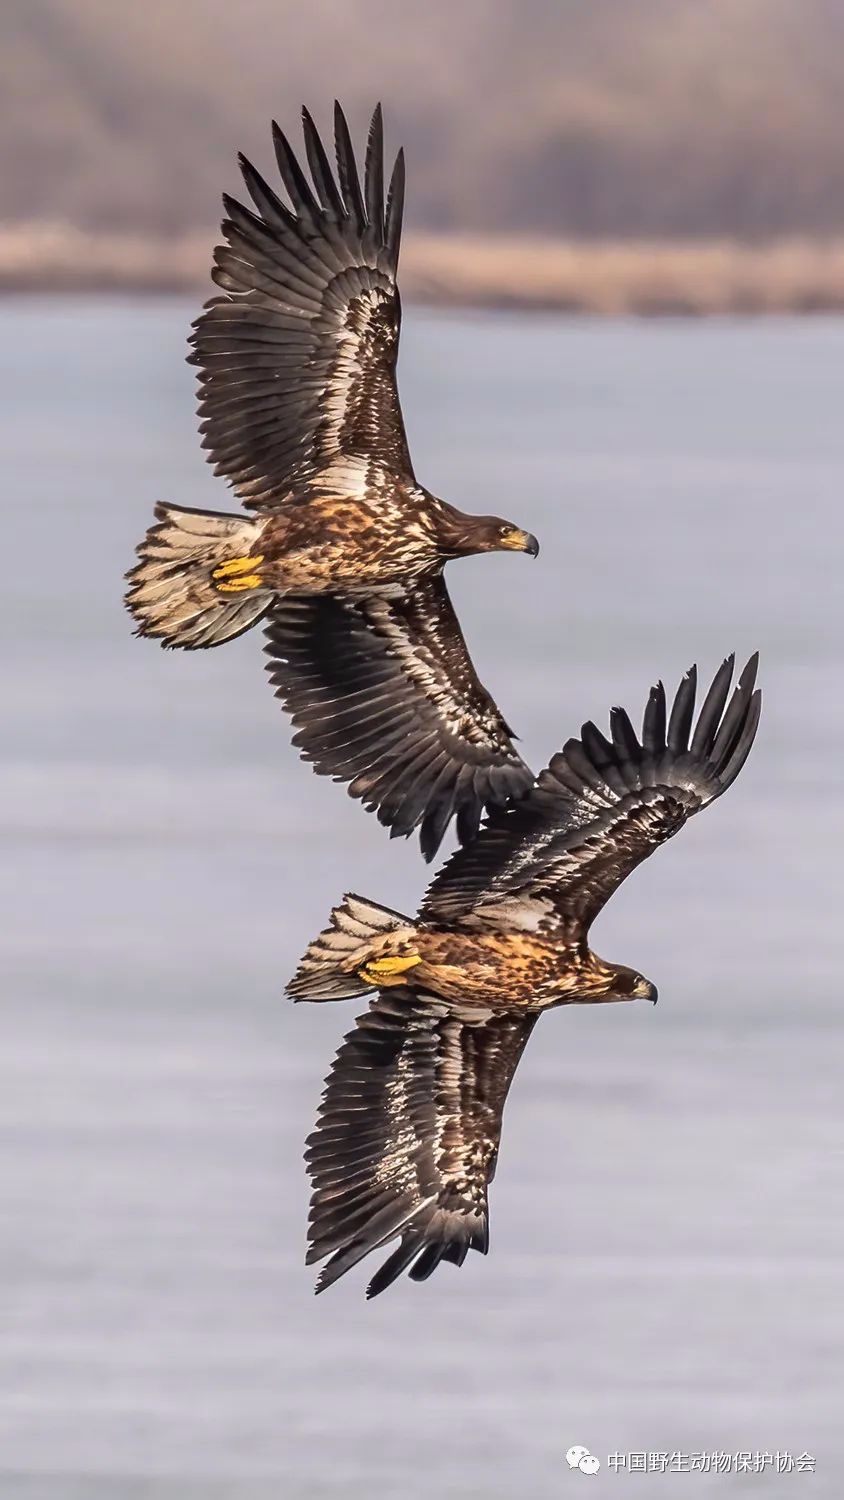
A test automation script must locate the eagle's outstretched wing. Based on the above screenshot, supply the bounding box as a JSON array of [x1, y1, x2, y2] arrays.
[[305, 987, 538, 1297], [189, 102, 411, 508], [421, 654, 761, 933], [264, 579, 534, 860]]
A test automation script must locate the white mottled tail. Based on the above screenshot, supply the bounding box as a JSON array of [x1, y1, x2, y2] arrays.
[[287, 894, 415, 1002], [125, 502, 270, 649]]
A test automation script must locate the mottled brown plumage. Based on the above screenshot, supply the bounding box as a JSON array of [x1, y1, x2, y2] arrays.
[[125, 102, 538, 858], [290, 655, 761, 1296]]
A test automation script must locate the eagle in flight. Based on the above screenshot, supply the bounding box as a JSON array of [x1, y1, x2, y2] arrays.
[[125, 102, 538, 859], [289, 654, 761, 1296]]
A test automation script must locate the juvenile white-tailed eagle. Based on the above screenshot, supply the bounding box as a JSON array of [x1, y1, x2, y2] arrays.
[[289, 654, 761, 1296], [125, 102, 538, 859]]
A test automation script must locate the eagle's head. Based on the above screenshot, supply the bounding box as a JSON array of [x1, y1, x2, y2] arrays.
[[574, 959, 659, 1005], [476, 517, 541, 558], [438, 505, 540, 559], [602, 963, 659, 1005]]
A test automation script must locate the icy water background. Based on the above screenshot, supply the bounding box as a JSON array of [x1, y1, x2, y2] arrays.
[[2, 302, 842, 1498]]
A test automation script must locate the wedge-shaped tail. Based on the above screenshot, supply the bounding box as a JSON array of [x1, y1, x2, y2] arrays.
[[287, 893, 415, 1002], [125, 502, 270, 649]]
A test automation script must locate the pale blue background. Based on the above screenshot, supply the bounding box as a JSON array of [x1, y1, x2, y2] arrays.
[[1, 303, 841, 1496]]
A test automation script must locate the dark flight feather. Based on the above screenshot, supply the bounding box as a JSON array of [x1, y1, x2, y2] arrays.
[[189, 102, 413, 507], [364, 105, 385, 234], [421, 654, 761, 932], [384, 150, 406, 266], [264, 581, 534, 860], [302, 107, 345, 216], [306, 987, 538, 1295]]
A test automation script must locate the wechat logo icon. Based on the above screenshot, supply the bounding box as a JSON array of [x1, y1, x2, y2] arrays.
[[566, 1445, 601, 1475]]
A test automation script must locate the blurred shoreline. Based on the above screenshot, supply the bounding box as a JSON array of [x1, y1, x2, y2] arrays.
[[5, 223, 844, 313]]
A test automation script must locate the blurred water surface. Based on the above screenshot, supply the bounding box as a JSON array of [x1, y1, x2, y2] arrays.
[[1, 302, 842, 1498]]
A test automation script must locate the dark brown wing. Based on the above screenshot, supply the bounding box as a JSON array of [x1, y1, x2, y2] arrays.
[[421, 654, 761, 934], [264, 577, 534, 860], [189, 102, 412, 509], [305, 987, 538, 1298]]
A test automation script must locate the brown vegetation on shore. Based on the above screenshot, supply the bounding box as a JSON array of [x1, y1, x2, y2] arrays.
[[4, 223, 844, 314], [5, 1, 844, 311]]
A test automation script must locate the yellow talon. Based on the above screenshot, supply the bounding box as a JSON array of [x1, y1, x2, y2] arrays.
[[359, 954, 421, 986], [215, 573, 264, 593], [212, 553, 264, 587]]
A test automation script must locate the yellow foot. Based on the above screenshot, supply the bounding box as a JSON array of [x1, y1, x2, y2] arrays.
[[358, 954, 422, 987], [212, 554, 264, 592]]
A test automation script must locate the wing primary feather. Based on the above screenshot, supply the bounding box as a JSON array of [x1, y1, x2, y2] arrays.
[[301, 106, 345, 216], [365, 103, 385, 235], [237, 154, 296, 232], [220, 191, 285, 250], [384, 149, 406, 269], [711, 652, 759, 769], [546, 745, 601, 798], [667, 665, 697, 753], [271, 120, 320, 219], [690, 654, 734, 757], [610, 705, 641, 762], [334, 100, 366, 231], [407, 1239, 448, 1282], [641, 680, 667, 754], [579, 720, 616, 772], [420, 779, 460, 863], [718, 687, 762, 791], [456, 794, 483, 848], [572, 727, 628, 798], [365, 1234, 425, 1298], [442, 1236, 472, 1266]]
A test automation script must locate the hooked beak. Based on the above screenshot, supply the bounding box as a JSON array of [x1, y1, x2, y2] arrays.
[[500, 527, 540, 557], [632, 975, 658, 1005]]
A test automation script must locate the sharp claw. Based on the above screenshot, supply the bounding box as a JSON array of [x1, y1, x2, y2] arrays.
[[358, 954, 421, 987], [214, 573, 264, 592]]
